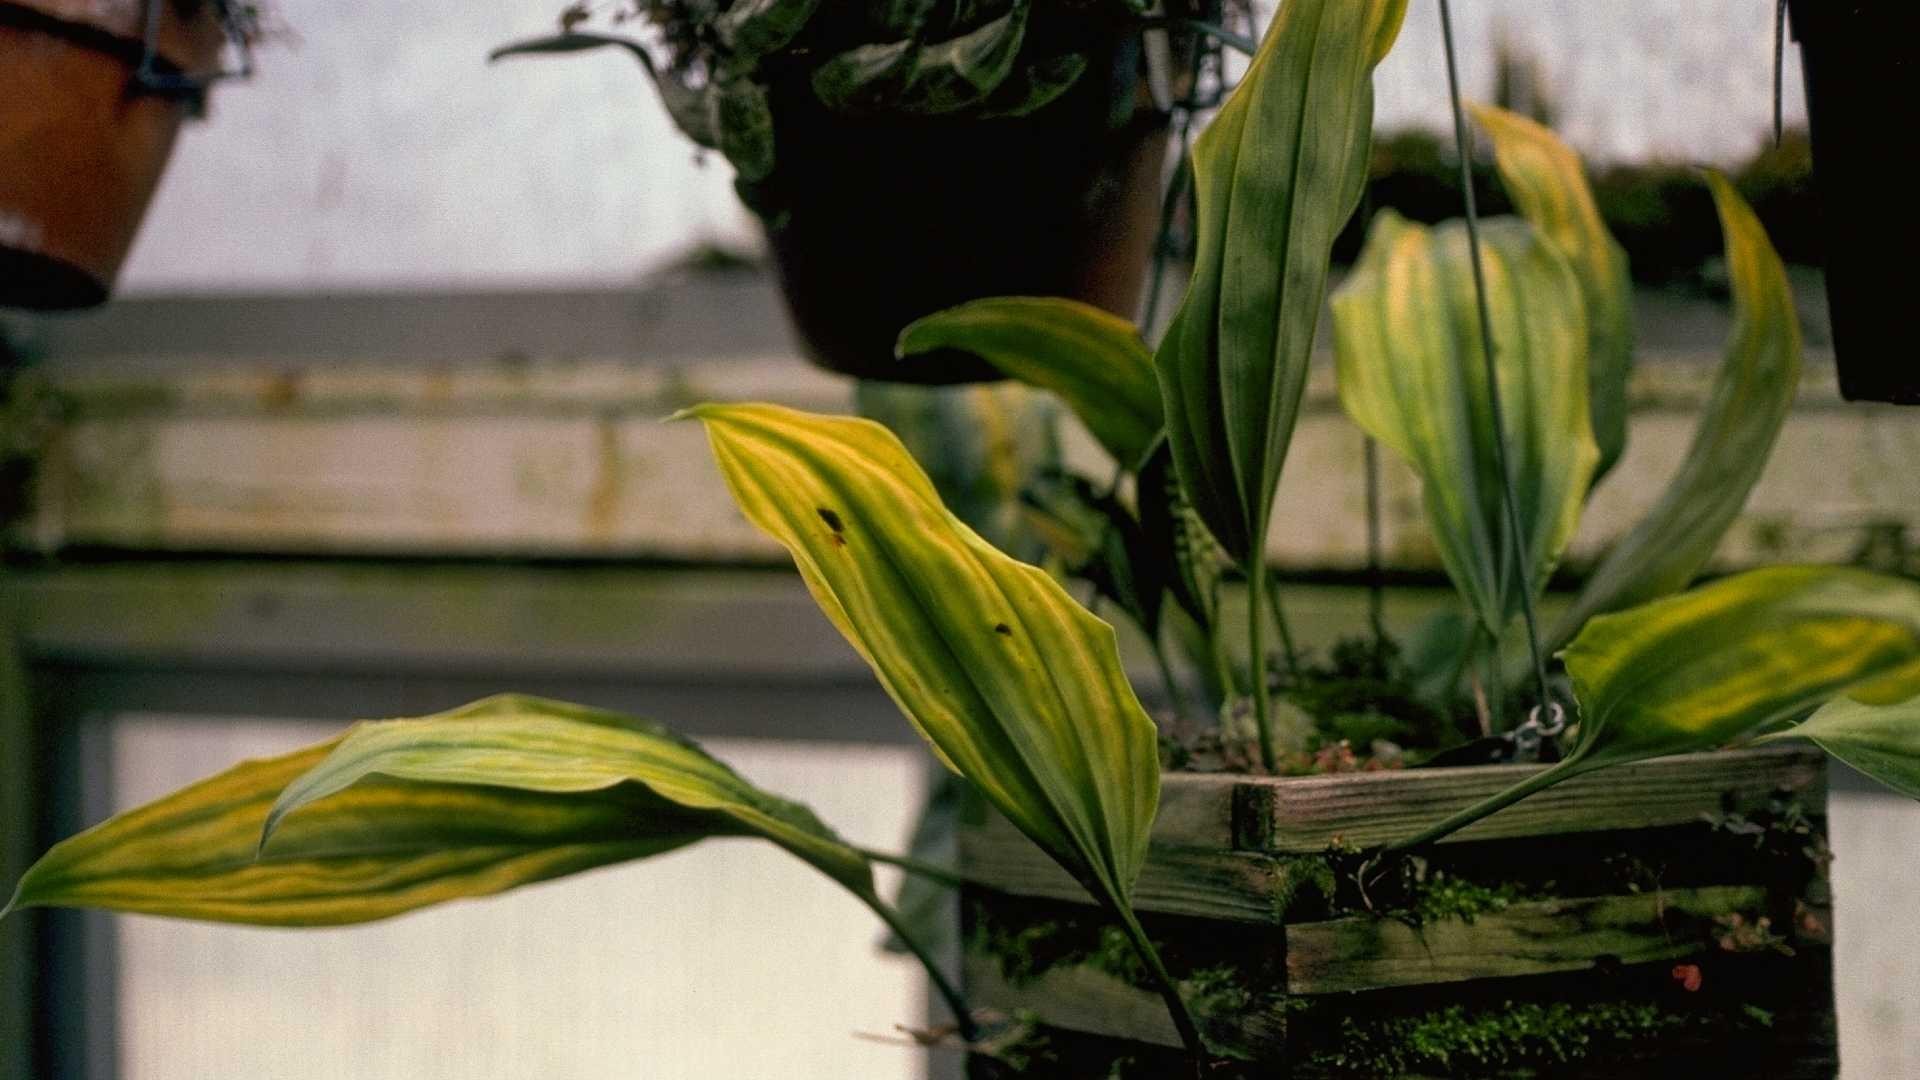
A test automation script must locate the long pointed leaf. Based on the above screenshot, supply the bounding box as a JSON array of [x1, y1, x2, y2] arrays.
[[1332, 212, 1597, 636], [1153, 0, 1405, 561], [681, 403, 1159, 912], [1469, 103, 1634, 481], [1550, 174, 1801, 646], [6, 695, 871, 926], [897, 297, 1161, 469]]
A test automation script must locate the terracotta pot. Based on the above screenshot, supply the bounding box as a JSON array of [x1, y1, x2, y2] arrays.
[[1785, 0, 1918, 405], [761, 32, 1169, 385], [0, 0, 226, 310]]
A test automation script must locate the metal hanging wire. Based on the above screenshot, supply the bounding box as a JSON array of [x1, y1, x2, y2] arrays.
[[1434, 0, 1556, 728]]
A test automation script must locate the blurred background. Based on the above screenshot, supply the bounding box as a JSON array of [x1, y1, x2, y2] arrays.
[[2, 2, 1915, 1079]]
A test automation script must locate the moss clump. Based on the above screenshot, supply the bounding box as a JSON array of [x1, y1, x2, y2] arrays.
[[1303, 999, 1690, 1076], [1403, 868, 1534, 926]]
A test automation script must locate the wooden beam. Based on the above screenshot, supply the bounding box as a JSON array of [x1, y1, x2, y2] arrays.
[[1233, 745, 1826, 853], [1284, 885, 1768, 995]]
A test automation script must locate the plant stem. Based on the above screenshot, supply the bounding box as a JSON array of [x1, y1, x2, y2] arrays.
[[1263, 566, 1304, 682], [868, 896, 978, 1042], [1247, 557, 1278, 773], [1111, 902, 1208, 1073], [1151, 636, 1192, 722], [856, 846, 968, 890], [1386, 755, 1589, 851]]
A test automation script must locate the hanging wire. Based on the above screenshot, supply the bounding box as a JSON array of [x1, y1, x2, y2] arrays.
[[1772, 0, 1788, 146], [1435, 0, 1554, 719]]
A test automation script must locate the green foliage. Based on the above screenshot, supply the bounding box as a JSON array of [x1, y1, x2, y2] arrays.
[[1333, 211, 1597, 639], [1155, 0, 1406, 563], [7, 695, 871, 925], [682, 403, 1160, 915], [1470, 102, 1634, 481], [1550, 173, 1803, 644], [1762, 672, 1920, 798], [897, 296, 1162, 469], [1305, 1000, 1691, 1076]]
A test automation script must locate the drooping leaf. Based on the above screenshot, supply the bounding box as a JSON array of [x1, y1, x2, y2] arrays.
[[680, 403, 1160, 913], [5, 695, 873, 926], [897, 297, 1161, 469], [1153, 0, 1407, 561], [1550, 174, 1802, 647], [713, 0, 821, 65], [812, 1, 1029, 115], [1332, 212, 1597, 637], [1398, 567, 1920, 848], [1763, 669, 1920, 799], [1470, 102, 1634, 481], [489, 33, 715, 148], [709, 74, 776, 182]]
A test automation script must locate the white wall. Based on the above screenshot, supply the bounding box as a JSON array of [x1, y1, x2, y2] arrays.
[[120, 0, 1806, 296]]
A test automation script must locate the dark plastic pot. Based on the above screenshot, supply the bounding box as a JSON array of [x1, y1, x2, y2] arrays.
[[0, 0, 224, 310], [760, 33, 1169, 384], [1786, 0, 1919, 404]]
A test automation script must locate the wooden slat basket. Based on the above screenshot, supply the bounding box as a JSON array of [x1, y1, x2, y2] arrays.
[[958, 744, 1836, 1078]]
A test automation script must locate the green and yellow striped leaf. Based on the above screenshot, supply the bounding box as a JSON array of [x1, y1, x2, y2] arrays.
[[1470, 102, 1634, 481], [6, 695, 871, 926], [897, 297, 1161, 469], [681, 403, 1159, 912], [1550, 174, 1802, 646], [1332, 211, 1597, 637], [1153, 0, 1406, 562], [1401, 567, 1920, 847]]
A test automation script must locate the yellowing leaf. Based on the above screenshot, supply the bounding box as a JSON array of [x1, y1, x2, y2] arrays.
[[1399, 567, 1920, 848], [681, 403, 1159, 912], [896, 297, 1160, 469], [1550, 174, 1802, 645], [1154, 0, 1406, 561], [7, 695, 870, 926], [1333, 212, 1597, 637], [1470, 103, 1634, 481]]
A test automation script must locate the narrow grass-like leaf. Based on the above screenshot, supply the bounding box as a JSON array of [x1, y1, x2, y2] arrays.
[[1470, 103, 1634, 481], [1153, 0, 1406, 561], [1333, 212, 1597, 637], [1550, 174, 1801, 646], [1397, 567, 1920, 848], [1763, 670, 1920, 799], [897, 297, 1162, 469], [680, 403, 1159, 914], [5, 695, 872, 926]]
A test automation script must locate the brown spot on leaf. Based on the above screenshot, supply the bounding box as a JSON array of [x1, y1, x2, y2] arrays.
[[993, 623, 1012, 636], [817, 507, 844, 532]]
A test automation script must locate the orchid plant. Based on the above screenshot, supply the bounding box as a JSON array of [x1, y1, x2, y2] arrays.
[[12, 0, 1920, 1071]]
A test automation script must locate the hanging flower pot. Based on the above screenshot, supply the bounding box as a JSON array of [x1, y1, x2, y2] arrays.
[[1784, 0, 1918, 404], [494, 3, 1227, 384], [0, 0, 232, 310]]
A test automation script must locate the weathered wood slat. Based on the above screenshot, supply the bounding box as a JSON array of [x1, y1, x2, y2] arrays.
[[1234, 745, 1825, 853], [1284, 885, 1768, 995], [958, 807, 1291, 923]]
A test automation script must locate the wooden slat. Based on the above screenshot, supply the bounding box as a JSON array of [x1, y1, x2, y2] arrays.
[[1284, 885, 1768, 995], [958, 807, 1291, 923], [1233, 744, 1826, 853]]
